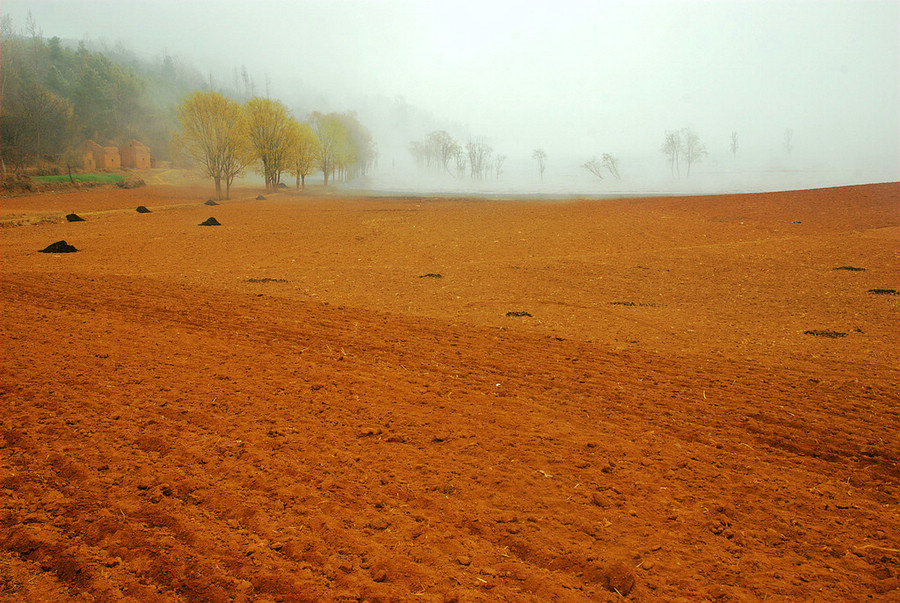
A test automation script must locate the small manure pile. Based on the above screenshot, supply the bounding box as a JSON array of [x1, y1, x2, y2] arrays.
[[199, 217, 221, 226], [40, 240, 78, 253], [804, 330, 847, 338]]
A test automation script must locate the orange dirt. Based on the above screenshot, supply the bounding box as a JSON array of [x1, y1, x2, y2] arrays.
[[1, 182, 898, 602]]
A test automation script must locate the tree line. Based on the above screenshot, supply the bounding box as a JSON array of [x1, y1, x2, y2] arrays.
[[409, 131, 506, 180], [0, 14, 207, 175], [0, 13, 375, 194], [173, 91, 374, 199]]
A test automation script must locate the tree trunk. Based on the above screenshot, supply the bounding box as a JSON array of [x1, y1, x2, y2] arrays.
[[214, 177, 222, 200]]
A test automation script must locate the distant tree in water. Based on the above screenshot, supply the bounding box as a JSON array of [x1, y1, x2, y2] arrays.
[[681, 128, 707, 178], [532, 148, 547, 182], [730, 131, 739, 158], [581, 153, 620, 180], [661, 128, 706, 178], [465, 140, 493, 180], [661, 130, 683, 178], [783, 128, 794, 155]]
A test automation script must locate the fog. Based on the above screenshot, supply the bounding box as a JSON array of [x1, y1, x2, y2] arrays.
[[6, 0, 899, 195]]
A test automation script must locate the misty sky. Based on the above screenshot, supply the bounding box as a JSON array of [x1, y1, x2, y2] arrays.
[[4, 0, 899, 189]]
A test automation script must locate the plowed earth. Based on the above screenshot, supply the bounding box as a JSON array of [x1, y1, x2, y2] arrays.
[[1, 182, 898, 602]]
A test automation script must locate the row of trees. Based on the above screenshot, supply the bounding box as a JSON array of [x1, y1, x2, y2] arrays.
[[409, 131, 506, 180], [417, 127, 782, 184], [173, 91, 374, 199]]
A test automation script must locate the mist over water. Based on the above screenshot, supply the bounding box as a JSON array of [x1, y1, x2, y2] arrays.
[[6, 0, 898, 196]]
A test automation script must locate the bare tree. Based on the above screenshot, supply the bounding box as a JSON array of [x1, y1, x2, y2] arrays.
[[730, 131, 739, 158], [494, 154, 506, 179], [601, 153, 620, 179], [661, 130, 683, 178], [681, 128, 707, 178], [532, 148, 547, 182], [466, 140, 492, 180], [409, 141, 427, 169], [581, 157, 604, 179], [427, 130, 458, 176], [453, 147, 467, 178], [783, 128, 794, 155]]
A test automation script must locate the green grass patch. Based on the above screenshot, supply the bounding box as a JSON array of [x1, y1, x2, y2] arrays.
[[31, 173, 125, 184]]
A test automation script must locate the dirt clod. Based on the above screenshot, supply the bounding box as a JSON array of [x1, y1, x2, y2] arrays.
[[39, 240, 77, 253], [804, 330, 847, 338]]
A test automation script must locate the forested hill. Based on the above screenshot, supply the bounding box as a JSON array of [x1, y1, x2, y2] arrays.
[[1, 18, 209, 173]]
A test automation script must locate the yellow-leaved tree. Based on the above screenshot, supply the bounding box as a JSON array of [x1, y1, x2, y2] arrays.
[[290, 122, 320, 189], [173, 91, 249, 200], [310, 111, 374, 185], [309, 111, 342, 187], [245, 97, 300, 192]]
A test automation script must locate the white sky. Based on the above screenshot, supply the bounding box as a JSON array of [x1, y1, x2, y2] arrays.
[[4, 0, 899, 189]]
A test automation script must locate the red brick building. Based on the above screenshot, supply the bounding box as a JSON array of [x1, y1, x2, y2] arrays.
[[120, 139, 151, 169], [81, 140, 121, 170]]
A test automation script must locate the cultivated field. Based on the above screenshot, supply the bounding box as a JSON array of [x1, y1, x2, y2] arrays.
[[1, 181, 898, 602]]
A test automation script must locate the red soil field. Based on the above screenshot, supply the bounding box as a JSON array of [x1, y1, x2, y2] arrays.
[[1, 181, 898, 602]]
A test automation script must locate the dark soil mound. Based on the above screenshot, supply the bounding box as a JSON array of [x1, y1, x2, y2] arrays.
[[256, 195, 266, 200], [204, 200, 219, 206], [136, 206, 151, 213], [65, 213, 85, 222], [199, 217, 221, 226], [246, 278, 288, 283], [610, 301, 657, 307], [39, 240, 78, 253], [833, 266, 865, 271], [419, 273, 442, 278], [506, 311, 532, 317], [804, 330, 847, 338], [868, 289, 899, 295]]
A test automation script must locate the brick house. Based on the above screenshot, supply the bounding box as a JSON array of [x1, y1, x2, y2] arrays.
[[120, 139, 151, 169], [81, 140, 121, 170]]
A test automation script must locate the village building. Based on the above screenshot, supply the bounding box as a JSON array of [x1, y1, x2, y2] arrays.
[[81, 140, 121, 170], [119, 139, 151, 169]]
